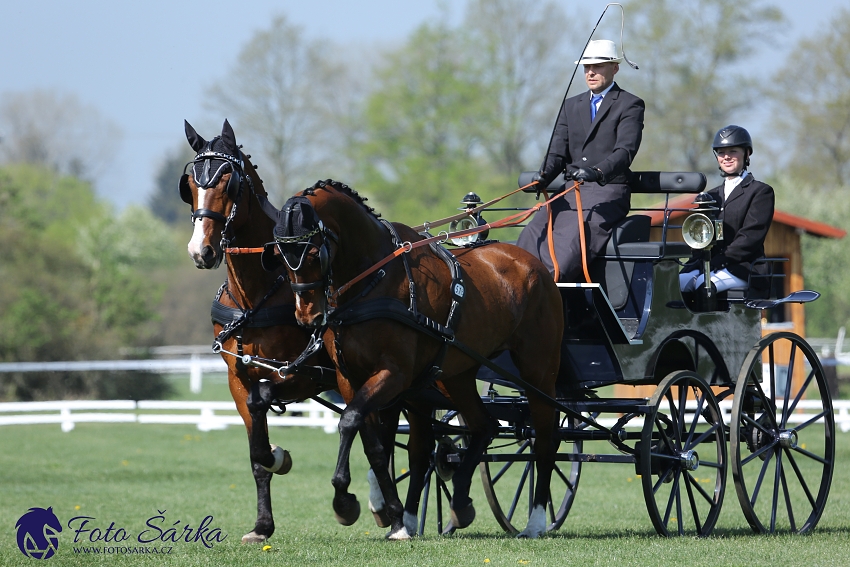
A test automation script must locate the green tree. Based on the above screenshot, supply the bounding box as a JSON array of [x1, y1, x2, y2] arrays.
[[769, 7, 850, 188], [149, 145, 196, 226], [351, 20, 494, 224], [623, 0, 784, 174], [461, 0, 574, 176], [205, 15, 347, 202]]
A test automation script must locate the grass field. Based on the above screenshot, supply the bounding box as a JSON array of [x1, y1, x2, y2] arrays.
[[2, 418, 849, 566]]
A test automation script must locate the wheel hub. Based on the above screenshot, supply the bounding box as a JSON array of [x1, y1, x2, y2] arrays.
[[778, 429, 798, 449], [435, 436, 460, 482], [679, 449, 699, 471]]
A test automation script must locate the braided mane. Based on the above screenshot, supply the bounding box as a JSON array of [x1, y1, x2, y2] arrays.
[[302, 179, 381, 219]]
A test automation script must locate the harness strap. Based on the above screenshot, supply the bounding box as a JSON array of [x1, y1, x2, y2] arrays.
[[211, 300, 297, 328]]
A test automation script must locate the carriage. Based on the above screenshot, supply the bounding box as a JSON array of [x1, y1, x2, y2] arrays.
[[181, 121, 834, 541]]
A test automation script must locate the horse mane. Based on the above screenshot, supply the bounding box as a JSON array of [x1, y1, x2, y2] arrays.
[[302, 179, 381, 219]]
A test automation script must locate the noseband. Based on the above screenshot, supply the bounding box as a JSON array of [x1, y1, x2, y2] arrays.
[[178, 139, 253, 251]]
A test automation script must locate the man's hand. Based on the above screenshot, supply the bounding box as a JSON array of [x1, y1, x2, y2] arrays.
[[571, 167, 601, 182]]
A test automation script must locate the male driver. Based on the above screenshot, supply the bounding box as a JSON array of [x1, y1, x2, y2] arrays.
[[517, 39, 644, 281]]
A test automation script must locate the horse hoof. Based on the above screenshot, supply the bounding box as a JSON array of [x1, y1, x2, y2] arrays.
[[386, 526, 411, 540], [371, 508, 391, 528], [241, 531, 268, 544], [440, 521, 457, 536], [333, 494, 361, 526], [262, 445, 292, 475], [450, 502, 475, 530]]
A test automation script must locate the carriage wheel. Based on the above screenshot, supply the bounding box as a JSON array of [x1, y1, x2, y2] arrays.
[[639, 371, 726, 537], [479, 411, 582, 534], [730, 332, 835, 534]]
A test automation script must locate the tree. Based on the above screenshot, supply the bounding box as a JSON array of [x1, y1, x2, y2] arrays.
[[769, 7, 850, 188], [205, 15, 348, 203], [0, 90, 122, 181], [148, 145, 196, 226], [461, 0, 575, 176], [622, 0, 784, 174], [351, 19, 493, 224]]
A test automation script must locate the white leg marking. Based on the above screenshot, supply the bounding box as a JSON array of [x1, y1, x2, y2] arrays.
[[386, 526, 411, 540], [187, 187, 208, 260], [367, 468, 385, 513], [517, 505, 547, 539], [403, 511, 418, 536]]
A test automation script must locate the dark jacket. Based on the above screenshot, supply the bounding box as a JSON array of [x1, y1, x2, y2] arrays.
[[682, 174, 775, 285], [540, 82, 645, 186]]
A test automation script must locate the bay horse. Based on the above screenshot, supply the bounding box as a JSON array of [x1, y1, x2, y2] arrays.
[[181, 120, 343, 543], [262, 179, 564, 539]]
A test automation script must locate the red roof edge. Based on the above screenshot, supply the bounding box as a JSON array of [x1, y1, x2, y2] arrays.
[[645, 194, 845, 240]]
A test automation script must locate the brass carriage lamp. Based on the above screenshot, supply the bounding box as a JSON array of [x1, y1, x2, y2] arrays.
[[449, 192, 489, 246], [682, 192, 723, 299]]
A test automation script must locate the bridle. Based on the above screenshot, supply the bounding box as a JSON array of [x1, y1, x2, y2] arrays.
[[178, 138, 254, 253], [275, 220, 339, 302]]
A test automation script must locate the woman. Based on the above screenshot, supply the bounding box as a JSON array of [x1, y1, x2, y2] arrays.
[[679, 125, 775, 294]]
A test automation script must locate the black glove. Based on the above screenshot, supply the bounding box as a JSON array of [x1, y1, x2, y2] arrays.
[[532, 171, 546, 198], [571, 167, 601, 182]]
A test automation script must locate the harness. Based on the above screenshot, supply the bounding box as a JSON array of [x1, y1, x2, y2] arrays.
[[178, 139, 255, 254], [211, 276, 298, 356], [324, 220, 466, 389]]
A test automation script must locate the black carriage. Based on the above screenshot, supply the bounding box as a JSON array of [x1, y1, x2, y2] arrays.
[[387, 170, 835, 537]]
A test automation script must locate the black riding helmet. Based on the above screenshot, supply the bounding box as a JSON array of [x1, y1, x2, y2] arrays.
[[713, 124, 752, 174]]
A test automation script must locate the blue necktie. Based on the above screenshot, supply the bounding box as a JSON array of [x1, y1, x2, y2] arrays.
[[590, 95, 603, 121]]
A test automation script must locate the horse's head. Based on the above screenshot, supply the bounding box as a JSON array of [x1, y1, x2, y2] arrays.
[[262, 192, 338, 328], [182, 119, 248, 269], [261, 180, 384, 329]]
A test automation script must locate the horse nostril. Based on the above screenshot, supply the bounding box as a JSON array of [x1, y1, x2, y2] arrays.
[[202, 245, 217, 264]]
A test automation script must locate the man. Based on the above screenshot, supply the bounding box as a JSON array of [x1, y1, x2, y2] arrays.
[[679, 125, 774, 294], [517, 39, 644, 282]]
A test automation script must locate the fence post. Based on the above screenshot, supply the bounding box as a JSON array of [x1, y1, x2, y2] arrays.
[[190, 354, 203, 394]]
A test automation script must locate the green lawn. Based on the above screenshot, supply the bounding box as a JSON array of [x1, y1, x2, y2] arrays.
[[1, 421, 848, 566]]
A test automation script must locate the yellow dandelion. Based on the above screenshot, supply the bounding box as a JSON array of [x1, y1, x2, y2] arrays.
[[262, 545, 272, 552], [364, 532, 370, 535], [74, 505, 81, 510], [121, 460, 129, 466], [626, 477, 633, 482], [484, 559, 491, 564], [229, 484, 236, 489], [519, 560, 530, 565]]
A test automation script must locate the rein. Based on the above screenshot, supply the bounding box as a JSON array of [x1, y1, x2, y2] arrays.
[[332, 180, 586, 300]]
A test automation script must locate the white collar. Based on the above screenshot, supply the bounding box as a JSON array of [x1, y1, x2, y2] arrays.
[[590, 82, 616, 99]]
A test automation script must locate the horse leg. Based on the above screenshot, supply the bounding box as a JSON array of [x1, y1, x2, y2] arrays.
[[440, 373, 498, 534], [358, 412, 408, 539], [232, 377, 285, 543], [367, 403, 401, 528], [400, 400, 436, 536], [517, 394, 557, 539]]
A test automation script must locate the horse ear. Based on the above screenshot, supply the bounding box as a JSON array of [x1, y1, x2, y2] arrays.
[[185, 120, 206, 153], [221, 119, 237, 153]]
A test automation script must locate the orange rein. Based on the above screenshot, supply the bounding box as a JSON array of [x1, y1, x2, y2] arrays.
[[225, 247, 265, 254], [332, 180, 587, 301]]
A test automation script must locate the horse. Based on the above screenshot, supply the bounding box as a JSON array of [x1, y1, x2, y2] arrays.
[[181, 120, 341, 543], [262, 179, 565, 539]]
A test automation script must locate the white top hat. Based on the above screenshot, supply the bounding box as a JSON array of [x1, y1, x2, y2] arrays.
[[575, 40, 623, 65]]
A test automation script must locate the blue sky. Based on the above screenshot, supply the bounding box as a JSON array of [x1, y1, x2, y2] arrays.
[[1, 0, 842, 209]]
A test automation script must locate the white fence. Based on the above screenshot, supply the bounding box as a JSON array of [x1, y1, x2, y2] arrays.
[[1, 398, 848, 434], [0, 353, 227, 394], [0, 399, 340, 433]]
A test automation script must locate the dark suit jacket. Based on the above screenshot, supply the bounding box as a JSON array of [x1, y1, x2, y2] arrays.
[[682, 174, 775, 285], [540, 82, 645, 185]]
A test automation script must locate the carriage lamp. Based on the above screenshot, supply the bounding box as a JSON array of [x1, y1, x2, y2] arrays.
[[450, 192, 489, 246], [682, 192, 722, 301]]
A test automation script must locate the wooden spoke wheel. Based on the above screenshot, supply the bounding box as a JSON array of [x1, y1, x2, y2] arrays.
[[730, 332, 835, 534], [640, 371, 727, 537], [479, 410, 582, 534]]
